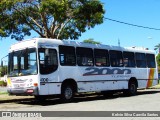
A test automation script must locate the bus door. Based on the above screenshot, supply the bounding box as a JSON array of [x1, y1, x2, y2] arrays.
[[38, 48, 58, 95]]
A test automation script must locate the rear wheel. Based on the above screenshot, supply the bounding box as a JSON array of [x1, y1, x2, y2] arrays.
[[61, 84, 74, 102], [124, 81, 137, 96]]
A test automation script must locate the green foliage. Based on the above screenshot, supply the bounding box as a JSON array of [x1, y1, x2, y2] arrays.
[[83, 38, 101, 44], [154, 44, 160, 73], [154, 44, 160, 51], [0, 81, 7, 86], [156, 54, 160, 73], [0, 0, 105, 41], [0, 92, 8, 95], [157, 54, 160, 66], [0, 66, 7, 77]]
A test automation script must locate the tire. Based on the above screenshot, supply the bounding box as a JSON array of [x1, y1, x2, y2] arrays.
[[61, 84, 74, 102], [124, 81, 137, 96]]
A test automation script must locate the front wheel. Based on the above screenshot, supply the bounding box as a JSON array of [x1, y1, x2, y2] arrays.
[[61, 84, 74, 102]]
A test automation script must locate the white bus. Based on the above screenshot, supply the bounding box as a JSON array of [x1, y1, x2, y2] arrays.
[[7, 38, 158, 102]]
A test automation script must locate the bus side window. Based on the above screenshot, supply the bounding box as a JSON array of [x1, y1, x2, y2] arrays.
[[146, 54, 156, 68], [135, 53, 147, 68], [94, 49, 110, 67], [123, 52, 136, 67], [59, 45, 76, 66], [109, 50, 124, 67], [76, 47, 94, 66]]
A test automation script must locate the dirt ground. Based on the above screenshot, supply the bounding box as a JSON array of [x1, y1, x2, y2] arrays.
[[0, 94, 33, 100], [0, 94, 34, 110]]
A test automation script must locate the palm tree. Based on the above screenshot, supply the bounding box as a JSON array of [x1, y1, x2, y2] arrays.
[[154, 44, 160, 53]]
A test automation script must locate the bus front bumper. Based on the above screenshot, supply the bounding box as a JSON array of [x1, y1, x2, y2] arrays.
[[7, 87, 38, 96]]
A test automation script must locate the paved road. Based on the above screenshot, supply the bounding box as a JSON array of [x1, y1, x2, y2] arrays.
[[0, 89, 160, 120]]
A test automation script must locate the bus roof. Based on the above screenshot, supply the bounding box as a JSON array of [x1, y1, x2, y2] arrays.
[[9, 38, 155, 54]]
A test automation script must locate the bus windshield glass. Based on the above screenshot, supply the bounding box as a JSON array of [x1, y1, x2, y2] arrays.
[[8, 48, 37, 77]]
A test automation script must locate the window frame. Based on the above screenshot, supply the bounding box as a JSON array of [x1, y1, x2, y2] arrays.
[[135, 52, 147, 68], [38, 48, 58, 74], [59, 45, 76, 66], [123, 51, 136, 67], [76, 47, 94, 66], [109, 50, 124, 67], [146, 53, 156, 68], [94, 49, 110, 67]]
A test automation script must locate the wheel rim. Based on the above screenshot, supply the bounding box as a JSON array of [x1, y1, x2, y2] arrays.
[[64, 87, 73, 100]]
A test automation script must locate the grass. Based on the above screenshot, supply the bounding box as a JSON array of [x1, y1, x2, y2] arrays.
[[0, 81, 7, 95], [0, 91, 8, 95], [152, 84, 160, 89], [0, 94, 34, 101]]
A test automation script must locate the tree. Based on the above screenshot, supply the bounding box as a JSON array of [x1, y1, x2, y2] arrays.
[[154, 44, 160, 54], [0, 66, 7, 77], [155, 44, 160, 73], [83, 38, 101, 44], [0, 0, 105, 41], [156, 54, 160, 73]]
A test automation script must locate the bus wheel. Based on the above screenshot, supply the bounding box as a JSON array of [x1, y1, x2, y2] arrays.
[[61, 84, 74, 102], [124, 81, 137, 96]]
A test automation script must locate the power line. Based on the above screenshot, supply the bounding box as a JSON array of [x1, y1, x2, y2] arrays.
[[104, 17, 160, 31]]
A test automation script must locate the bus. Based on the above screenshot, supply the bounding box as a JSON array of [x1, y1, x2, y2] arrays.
[[7, 38, 158, 102]]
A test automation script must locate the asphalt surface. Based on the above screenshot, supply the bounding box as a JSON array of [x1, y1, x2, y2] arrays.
[[0, 89, 160, 120]]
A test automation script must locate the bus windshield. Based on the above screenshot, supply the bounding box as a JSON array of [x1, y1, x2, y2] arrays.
[[8, 48, 37, 77]]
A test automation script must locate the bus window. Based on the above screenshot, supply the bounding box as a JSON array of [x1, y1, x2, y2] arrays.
[[146, 54, 156, 68], [8, 48, 38, 77], [135, 53, 147, 68], [76, 47, 94, 66], [13, 56, 18, 70], [39, 48, 58, 74], [94, 49, 110, 66], [109, 50, 124, 67], [123, 52, 136, 67], [59, 45, 76, 66]]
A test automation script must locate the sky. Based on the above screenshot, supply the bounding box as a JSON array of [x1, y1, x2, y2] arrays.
[[1, 0, 160, 63]]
